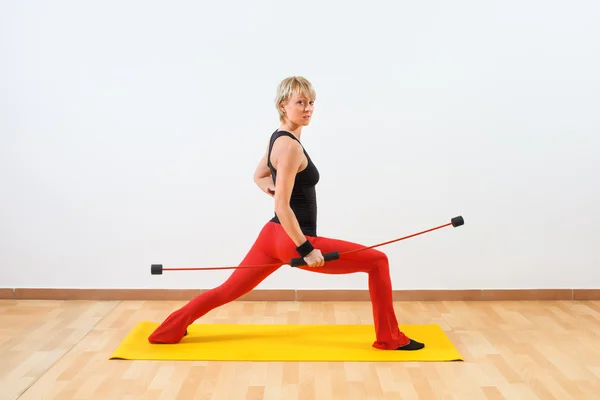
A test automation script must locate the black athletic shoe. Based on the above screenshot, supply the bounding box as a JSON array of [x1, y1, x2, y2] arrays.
[[396, 339, 424, 350]]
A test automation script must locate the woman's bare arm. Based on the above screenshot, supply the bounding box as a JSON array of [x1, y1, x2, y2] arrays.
[[271, 138, 309, 247], [253, 149, 270, 180], [253, 146, 275, 196], [268, 137, 324, 267]]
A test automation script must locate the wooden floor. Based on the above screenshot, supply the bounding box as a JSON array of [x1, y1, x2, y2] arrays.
[[1, 299, 599, 399]]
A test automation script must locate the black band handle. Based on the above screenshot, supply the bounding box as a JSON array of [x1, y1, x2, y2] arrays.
[[151, 264, 163, 275], [290, 251, 340, 267]]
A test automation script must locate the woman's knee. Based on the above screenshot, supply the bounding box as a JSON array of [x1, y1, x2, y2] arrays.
[[363, 249, 389, 270], [372, 249, 388, 264]]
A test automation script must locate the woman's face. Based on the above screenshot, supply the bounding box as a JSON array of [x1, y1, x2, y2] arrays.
[[281, 93, 315, 126]]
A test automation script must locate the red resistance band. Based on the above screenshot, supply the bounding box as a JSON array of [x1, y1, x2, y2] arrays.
[[152, 216, 463, 274]]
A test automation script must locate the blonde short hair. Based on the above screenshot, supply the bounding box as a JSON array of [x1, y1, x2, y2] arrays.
[[275, 76, 316, 121]]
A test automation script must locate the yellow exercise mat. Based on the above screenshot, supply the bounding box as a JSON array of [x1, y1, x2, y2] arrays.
[[110, 321, 462, 362]]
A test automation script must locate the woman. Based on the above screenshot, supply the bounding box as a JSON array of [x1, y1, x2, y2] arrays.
[[148, 76, 424, 350]]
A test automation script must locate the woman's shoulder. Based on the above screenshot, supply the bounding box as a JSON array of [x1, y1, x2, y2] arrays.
[[270, 129, 298, 143], [269, 130, 302, 151], [268, 130, 304, 167]]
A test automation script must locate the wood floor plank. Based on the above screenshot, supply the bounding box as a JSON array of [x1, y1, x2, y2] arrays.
[[2, 300, 599, 399], [0, 299, 117, 400]]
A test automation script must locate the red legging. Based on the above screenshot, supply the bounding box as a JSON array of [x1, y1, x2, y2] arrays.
[[148, 221, 410, 350]]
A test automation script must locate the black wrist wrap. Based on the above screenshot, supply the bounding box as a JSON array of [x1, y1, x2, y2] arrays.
[[296, 240, 314, 258]]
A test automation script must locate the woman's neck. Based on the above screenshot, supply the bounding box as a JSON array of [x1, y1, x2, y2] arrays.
[[278, 123, 302, 140]]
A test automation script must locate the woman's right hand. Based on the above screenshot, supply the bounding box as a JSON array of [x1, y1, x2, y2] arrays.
[[303, 248, 325, 267]]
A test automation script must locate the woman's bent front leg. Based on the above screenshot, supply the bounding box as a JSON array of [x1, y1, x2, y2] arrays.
[[297, 235, 424, 350]]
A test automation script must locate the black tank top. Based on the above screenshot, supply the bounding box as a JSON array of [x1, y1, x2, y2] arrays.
[[267, 130, 320, 237]]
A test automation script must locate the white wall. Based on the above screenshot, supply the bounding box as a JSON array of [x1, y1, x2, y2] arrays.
[[1, 0, 599, 291]]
